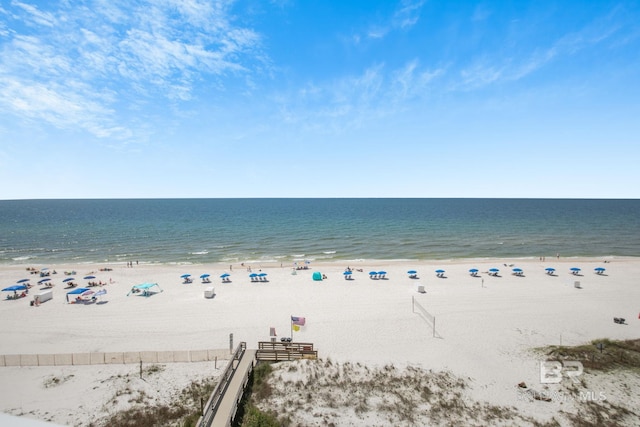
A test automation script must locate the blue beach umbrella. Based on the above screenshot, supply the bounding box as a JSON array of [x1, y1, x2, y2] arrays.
[[17, 278, 29, 283], [594, 267, 606, 274], [200, 274, 210, 279], [489, 268, 499, 272], [407, 270, 417, 274], [570, 267, 581, 273], [343, 271, 352, 275], [369, 271, 377, 276], [84, 275, 96, 280], [3, 285, 27, 292], [469, 268, 479, 273], [378, 271, 387, 275], [38, 278, 51, 284], [249, 273, 258, 278], [220, 273, 230, 278], [512, 268, 523, 273], [545, 267, 555, 272], [180, 274, 191, 279], [435, 269, 445, 273], [63, 277, 75, 282]]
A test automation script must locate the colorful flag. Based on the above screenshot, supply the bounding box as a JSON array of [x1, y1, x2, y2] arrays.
[[291, 316, 306, 326], [270, 327, 277, 336]]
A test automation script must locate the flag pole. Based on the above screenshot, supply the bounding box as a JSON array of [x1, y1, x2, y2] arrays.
[[290, 314, 293, 341]]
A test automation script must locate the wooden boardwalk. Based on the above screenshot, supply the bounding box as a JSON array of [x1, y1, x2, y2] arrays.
[[198, 343, 256, 427], [210, 349, 256, 427], [199, 341, 317, 427]]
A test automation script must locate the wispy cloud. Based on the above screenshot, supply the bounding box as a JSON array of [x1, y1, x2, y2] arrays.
[[456, 5, 634, 91], [393, 0, 426, 30], [0, 0, 263, 139], [281, 60, 444, 132], [363, 0, 426, 41]]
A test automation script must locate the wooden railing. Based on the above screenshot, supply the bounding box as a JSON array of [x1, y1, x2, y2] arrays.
[[197, 342, 249, 427], [256, 341, 317, 361]]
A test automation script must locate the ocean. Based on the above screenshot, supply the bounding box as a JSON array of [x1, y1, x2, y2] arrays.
[[0, 199, 638, 265]]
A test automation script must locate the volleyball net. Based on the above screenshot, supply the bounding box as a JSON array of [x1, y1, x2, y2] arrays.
[[412, 296, 436, 338]]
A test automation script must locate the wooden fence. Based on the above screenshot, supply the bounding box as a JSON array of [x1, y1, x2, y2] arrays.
[[0, 348, 231, 367]]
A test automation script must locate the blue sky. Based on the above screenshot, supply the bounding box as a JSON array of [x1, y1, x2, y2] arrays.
[[1, 0, 638, 199]]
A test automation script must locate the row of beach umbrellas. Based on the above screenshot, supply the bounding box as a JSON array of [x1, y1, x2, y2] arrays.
[[410, 267, 605, 278], [339, 266, 608, 281], [180, 273, 234, 282], [3, 274, 100, 291]]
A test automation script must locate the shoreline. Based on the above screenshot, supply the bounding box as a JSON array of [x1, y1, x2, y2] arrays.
[[2, 254, 634, 269]]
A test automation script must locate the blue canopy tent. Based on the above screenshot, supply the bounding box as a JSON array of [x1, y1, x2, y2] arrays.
[[3, 284, 28, 300], [3, 285, 27, 292], [312, 271, 322, 281], [127, 282, 162, 297], [66, 287, 90, 303]]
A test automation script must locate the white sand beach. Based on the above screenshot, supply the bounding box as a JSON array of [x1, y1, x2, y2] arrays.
[[1, 257, 639, 426]]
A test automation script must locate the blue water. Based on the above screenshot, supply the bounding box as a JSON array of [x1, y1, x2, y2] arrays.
[[0, 199, 638, 265]]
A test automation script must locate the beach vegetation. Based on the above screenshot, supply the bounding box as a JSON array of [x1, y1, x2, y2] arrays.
[[539, 338, 640, 372], [99, 373, 217, 427], [43, 374, 74, 388], [240, 404, 280, 427], [244, 358, 545, 426]]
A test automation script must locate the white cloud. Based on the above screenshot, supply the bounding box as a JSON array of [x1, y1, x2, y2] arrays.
[[12, 1, 56, 27], [0, 0, 264, 139], [362, 0, 426, 42], [393, 0, 426, 29], [456, 8, 631, 91]]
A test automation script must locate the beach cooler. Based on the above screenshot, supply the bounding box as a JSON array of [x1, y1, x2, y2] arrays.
[[32, 289, 53, 305], [416, 283, 425, 293], [204, 287, 216, 298]]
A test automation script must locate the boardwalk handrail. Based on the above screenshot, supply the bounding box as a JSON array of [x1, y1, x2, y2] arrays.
[[198, 342, 247, 427], [256, 341, 317, 362], [217, 351, 255, 427]]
